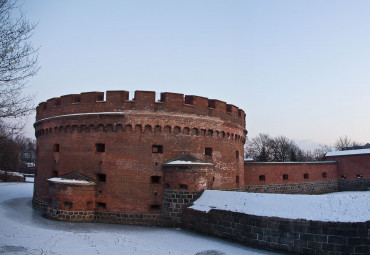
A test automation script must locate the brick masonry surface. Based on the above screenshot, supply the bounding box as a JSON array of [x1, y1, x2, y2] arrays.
[[243, 180, 339, 194], [182, 208, 370, 255]]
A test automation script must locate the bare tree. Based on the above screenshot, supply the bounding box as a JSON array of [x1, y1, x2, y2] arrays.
[[0, 0, 39, 139], [245, 133, 307, 162], [244, 133, 273, 161], [334, 135, 362, 151]]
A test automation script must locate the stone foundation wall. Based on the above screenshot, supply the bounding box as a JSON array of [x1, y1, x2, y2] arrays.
[[243, 180, 339, 194], [46, 207, 162, 225], [338, 178, 370, 191], [162, 189, 201, 227], [32, 198, 48, 212], [182, 208, 370, 255]]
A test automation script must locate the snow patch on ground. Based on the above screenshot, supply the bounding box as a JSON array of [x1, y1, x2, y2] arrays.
[[191, 190, 370, 222], [0, 183, 281, 255]]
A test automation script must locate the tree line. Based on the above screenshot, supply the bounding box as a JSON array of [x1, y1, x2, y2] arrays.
[[244, 133, 369, 162]]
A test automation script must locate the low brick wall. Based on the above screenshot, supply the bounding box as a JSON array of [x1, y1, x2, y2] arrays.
[[243, 180, 339, 194], [182, 208, 369, 255], [162, 189, 201, 227], [338, 178, 370, 191]]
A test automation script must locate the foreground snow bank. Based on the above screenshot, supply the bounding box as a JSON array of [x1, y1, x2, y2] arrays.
[[0, 183, 281, 255], [190, 190, 370, 222]]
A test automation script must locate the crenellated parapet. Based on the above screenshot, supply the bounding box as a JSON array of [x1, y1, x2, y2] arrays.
[[36, 90, 246, 127]]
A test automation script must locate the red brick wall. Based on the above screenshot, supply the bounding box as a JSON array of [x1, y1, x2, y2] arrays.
[[324, 154, 370, 180], [244, 162, 337, 185], [164, 165, 214, 191], [34, 90, 246, 215], [49, 182, 95, 211]]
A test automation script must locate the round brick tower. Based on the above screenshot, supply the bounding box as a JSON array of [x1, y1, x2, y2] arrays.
[[33, 90, 247, 225]]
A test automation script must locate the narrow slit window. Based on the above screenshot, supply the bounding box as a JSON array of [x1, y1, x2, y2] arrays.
[[150, 204, 161, 211], [283, 174, 288, 180], [236, 151, 239, 159], [178, 184, 188, 189], [151, 176, 161, 184], [322, 172, 327, 178], [64, 201, 72, 209], [95, 143, 105, 152], [205, 147, 213, 156], [97, 202, 106, 209], [53, 144, 59, 152], [97, 174, 106, 182], [304, 173, 309, 179], [236, 175, 240, 184], [152, 145, 163, 153], [259, 175, 265, 181]]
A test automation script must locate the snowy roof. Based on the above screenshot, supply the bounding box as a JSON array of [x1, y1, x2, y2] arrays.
[[190, 190, 370, 223], [244, 158, 254, 162], [47, 177, 95, 185], [244, 161, 337, 164], [163, 154, 214, 167], [325, 148, 370, 157], [47, 171, 95, 185]]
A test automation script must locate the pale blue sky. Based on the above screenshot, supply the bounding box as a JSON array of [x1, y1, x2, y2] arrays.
[[22, 0, 370, 149]]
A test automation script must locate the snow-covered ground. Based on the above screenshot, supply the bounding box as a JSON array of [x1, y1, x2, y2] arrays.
[[191, 190, 370, 222], [0, 182, 281, 255]]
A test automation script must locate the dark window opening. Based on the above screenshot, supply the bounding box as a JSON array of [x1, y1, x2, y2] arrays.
[[322, 172, 327, 178], [205, 147, 213, 156], [208, 100, 216, 109], [95, 143, 105, 152], [97, 174, 106, 182], [236, 176, 240, 184], [179, 184, 188, 189], [152, 145, 163, 153], [52, 171, 58, 177], [73, 95, 80, 103], [341, 175, 347, 179], [304, 173, 309, 179], [55, 99, 61, 107], [64, 202, 72, 209], [151, 176, 161, 184], [150, 204, 161, 211], [236, 151, 239, 159], [97, 202, 106, 209], [356, 174, 363, 179], [283, 174, 288, 180], [238, 109, 242, 117], [53, 144, 59, 152], [97, 94, 104, 101], [226, 105, 232, 113], [185, 96, 194, 105], [259, 175, 265, 181]]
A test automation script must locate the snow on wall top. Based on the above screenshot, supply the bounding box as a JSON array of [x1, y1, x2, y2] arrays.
[[0, 170, 24, 177], [190, 190, 370, 223], [325, 148, 370, 157]]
